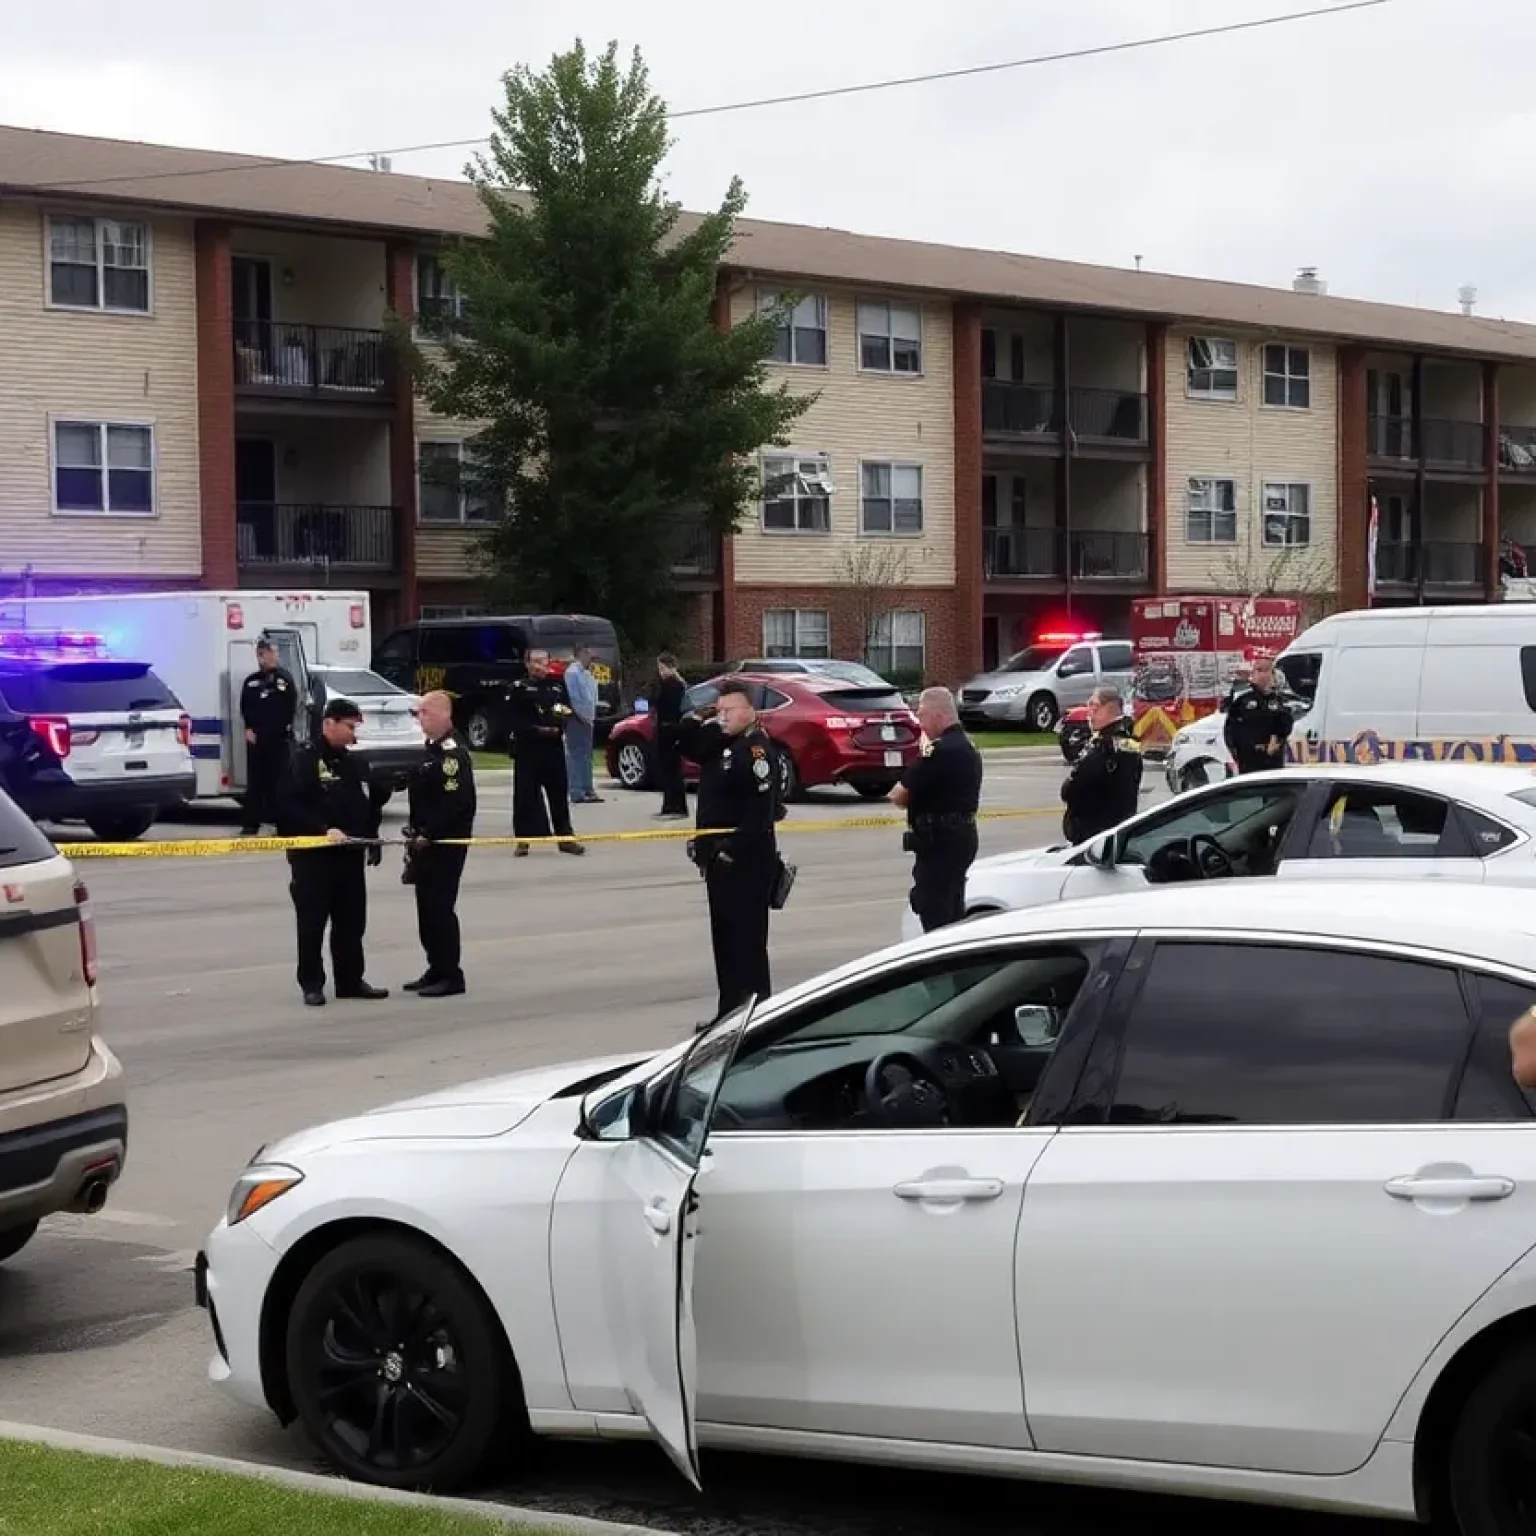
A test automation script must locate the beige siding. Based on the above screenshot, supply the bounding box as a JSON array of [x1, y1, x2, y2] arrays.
[[417, 524, 486, 580], [0, 200, 201, 576], [1165, 327, 1339, 593], [727, 283, 955, 587]]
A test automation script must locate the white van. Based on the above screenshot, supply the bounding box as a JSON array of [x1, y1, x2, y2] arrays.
[[1164, 603, 1536, 792]]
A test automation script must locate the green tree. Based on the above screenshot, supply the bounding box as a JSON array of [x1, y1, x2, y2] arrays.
[[413, 40, 812, 653]]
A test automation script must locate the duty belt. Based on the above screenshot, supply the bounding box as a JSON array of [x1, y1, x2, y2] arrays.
[[911, 812, 977, 829]]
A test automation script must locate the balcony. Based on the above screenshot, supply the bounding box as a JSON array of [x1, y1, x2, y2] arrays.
[[1367, 414, 1485, 472], [416, 295, 469, 338], [666, 518, 718, 579], [1069, 387, 1149, 445], [1374, 540, 1482, 587], [982, 380, 1061, 439], [984, 527, 1149, 582], [233, 321, 393, 401], [236, 503, 399, 572], [982, 380, 1148, 451], [1501, 425, 1536, 475]]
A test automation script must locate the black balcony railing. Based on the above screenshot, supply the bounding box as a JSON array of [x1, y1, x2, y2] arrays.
[[416, 295, 470, 336], [1071, 530, 1151, 579], [1368, 413, 1416, 460], [1368, 413, 1484, 470], [1375, 540, 1482, 586], [1069, 387, 1149, 443], [984, 526, 1060, 577], [669, 520, 718, 578], [1501, 425, 1536, 473], [983, 527, 1148, 581], [236, 503, 398, 570], [982, 380, 1062, 437], [233, 320, 392, 397]]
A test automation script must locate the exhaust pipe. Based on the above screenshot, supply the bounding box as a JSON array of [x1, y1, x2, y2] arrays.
[[75, 1177, 110, 1215]]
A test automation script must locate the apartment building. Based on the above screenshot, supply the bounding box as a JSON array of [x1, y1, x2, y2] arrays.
[[6, 126, 1536, 685]]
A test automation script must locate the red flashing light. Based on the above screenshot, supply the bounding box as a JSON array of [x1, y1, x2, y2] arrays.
[[349, 603, 365, 629], [0, 630, 104, 655], [1035, 628, 1102, 645], [29, 715, 70, 759], [177, 714, 192, 749], [226, 605, 244, 630]]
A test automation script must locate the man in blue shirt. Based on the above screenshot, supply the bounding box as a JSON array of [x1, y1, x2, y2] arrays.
[[562, 646, 602, 804]]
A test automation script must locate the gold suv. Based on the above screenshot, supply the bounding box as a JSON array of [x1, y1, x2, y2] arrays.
[[0, 791, 126, 1266]]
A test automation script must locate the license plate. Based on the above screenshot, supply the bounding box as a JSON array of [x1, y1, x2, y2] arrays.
[[884, 750, 902, 767], [126, 729, 144, 749], [880, 725, 896, 742]]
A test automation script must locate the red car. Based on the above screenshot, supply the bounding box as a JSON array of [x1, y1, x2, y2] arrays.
[[605, 672, 922, 800]]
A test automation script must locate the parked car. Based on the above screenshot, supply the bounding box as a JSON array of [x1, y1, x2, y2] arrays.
[[605, 672, 921, 801], [305, 665, 425, 789], [0, 783, 125, 1266], [959, 634, 1133, 732], [911, 762, 1536, 942], [201, 875, 1536, 1535], [724, 658, 893, 688]]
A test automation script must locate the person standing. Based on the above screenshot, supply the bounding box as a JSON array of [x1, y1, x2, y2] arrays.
[[1060, 686, 1142, 845], [1223, 654, 1293, 774], [681, 680, 781, 1021], [239, 636, 298, 836], [654, 652, 688, 819], [890, 687, 984, 932], [402, 690, 476, 998], [563, 646, 602, 805], [507, 648, 584, 857], [276, 698, 390, 1007]]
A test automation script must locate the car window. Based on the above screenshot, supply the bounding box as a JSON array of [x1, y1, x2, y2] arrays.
[[1277, 651, 1322, 702], [0, 781, 68, 869], [1002, 646, 1067, 674], [758, 687, 792, 711], [318, 669, 402, 696], [684, 683, 721, 712], [417, 628, 463, 665], [817, 688, 908, 714], [1098, 642, 1134, 671], [1117, 786, 1302, 870], [1057, 646, 1094, 678], [656, 1007, 750, 1163], [1462, 807, 1521, 857], [374, 632, 413, 666], [0, 663, 179, 713], [1302, 787, 1466, 860], [1106, 942, 1470, 1126], [1455, 973, 1536, 1122]]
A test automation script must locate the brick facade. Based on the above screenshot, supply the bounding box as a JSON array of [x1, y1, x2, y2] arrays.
[[194, 219, 237, 587]]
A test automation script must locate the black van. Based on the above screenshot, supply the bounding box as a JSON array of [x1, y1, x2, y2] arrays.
[[373, 615, 622, 750]]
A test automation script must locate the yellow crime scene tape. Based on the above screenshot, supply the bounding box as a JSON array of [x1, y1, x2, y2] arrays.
[[54, 806, 1060, 859]]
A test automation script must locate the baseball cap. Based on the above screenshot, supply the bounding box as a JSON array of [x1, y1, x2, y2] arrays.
[[323, 698, 364, 723]]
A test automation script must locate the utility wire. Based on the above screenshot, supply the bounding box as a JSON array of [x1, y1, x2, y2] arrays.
[[11, 0, 1394, 192]]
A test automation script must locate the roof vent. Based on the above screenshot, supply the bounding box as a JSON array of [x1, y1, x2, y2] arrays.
[[1293, 266, 1326, 295], [368, 153, 393, 173], [1458, 284, 1478, 316]]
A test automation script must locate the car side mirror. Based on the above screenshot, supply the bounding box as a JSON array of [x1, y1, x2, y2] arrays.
[[1084, 834, 1116, 868], [1014, 1004, 1059, 1047]]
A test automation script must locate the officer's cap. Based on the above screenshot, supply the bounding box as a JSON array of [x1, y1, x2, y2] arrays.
[[255, 634, 276, 653], [323, 697, 364, 723]]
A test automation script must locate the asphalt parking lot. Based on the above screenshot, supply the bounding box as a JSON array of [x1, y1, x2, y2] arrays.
[[0, 756, 1400, 1536]]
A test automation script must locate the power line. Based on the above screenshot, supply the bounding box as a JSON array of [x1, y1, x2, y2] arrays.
[[14, 0, 1394, 193]]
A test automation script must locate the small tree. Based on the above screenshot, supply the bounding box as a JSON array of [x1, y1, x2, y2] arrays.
[[1209, 544, 1342, 625], [411, 40, 812, 654], [834, 542, 913, 671]]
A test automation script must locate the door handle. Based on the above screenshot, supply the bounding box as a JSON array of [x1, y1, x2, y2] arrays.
[[642, 1200, 673, 1234], [1385, 1175, 1514, 1202], [893, 1177, 1005, 1203]]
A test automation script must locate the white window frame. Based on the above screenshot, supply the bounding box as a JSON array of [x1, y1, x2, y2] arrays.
[[762, 608, 831, 659], [1262, 481, 1312, 547], [856, 299, 924, 375], [867, 610, 926, 675], [50, 418, 157, 518], [1262, 344, 1311, 410], [1187, 336, 1239, 401], [757, 290, 829, 368], [45, 214, 154, 315], [859, 460, 924, 536], [417, 440, 497, 525], [414, 254, 468, 332], [1185, 476, 1238, 545], [761, 452, 833, 534]]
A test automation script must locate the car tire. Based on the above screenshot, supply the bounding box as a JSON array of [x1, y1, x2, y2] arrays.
[[285, 1232, 517, 1493], [614, 740, 652, 791], [776, 747, 801, 803], [1447, 1335, 1536, 1536], [464, 711, 498, 752], [0, 1221, 38, 1264], [854, 781, 896, 801], [1026, 693, 1059, 732], [84, 811, 155, 842]]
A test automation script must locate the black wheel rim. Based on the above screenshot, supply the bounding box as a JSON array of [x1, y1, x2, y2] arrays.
[[1490, 1401, 1536, 1526], [307, 1268, 471, 1473]]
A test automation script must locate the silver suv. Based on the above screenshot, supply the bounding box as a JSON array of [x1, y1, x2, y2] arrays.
[[959, 636, 1135, 731]]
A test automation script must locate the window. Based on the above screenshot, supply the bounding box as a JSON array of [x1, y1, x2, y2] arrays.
[[1455, 973, 1536, 1122], [1107, 942, 1469, 1125], [758, 291, 827, 366], [418, 441, 496, 524], [1462, 808, 1521, 856], [1262, 482, 1311, 546], [53, 421, 153, 515], [1056, 646, 1094, 679], [867, 611, 926, 675], [1098, 642, 1134, 671], [48, 216, 150, 312], [1278, 650, 1323, 702], [857, 300, 923, 373], [416, 255, 467, 331], [1263, 345, 1311, 409], [1187, 337, 1238, 399], [1185, 477, 1237, 544], [762, 454, 831, 533], [657, 1008, 748, 1163], [1302, 786, 1465, 859], [683, 682, 722, 713], [1116, 784, 1301, 873], [860, 462, 924, 534], [762, 609, 830, 659]]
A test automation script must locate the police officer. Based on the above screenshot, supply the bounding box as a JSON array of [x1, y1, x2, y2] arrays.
[[239, 636, 297, 836], [276, 697, 390, 1007], [1223, 655, 1293, 774], [1060, 685, 1142, 845], [507, 648, 583, 857], [890, 687, 983, 932], [402, 689, 476, 999], [680, 679, 782, 1021]]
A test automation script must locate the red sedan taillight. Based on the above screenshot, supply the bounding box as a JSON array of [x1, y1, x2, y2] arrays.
[[75, 880, 98, 986], [29, 715, 70, 758], [177, 713, 192, 748]]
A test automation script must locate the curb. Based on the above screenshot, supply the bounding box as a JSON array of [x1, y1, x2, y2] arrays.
[[0, 1420, 674, 1536]]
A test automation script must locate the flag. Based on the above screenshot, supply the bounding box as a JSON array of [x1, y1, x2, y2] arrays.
[[1366, 491, 1380, 601]]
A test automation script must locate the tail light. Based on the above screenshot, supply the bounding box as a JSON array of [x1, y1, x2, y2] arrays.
[[29, 715, 70, 758], [177, 714, 192, 748], [226, 604, 244, 630], [75, 880, 98, 986], [349, 603, 365, 629]]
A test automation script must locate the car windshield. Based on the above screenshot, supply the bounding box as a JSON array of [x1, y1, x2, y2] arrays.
[[320, 669, 402, 697], [1000, 646, 1066, 674], [818, 687, 909, 714], [811, 661, 889, 686]]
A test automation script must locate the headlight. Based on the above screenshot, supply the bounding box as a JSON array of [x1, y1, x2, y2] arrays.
[[226, 1163, 304, 1227], [1171, 729, 1190, 747]]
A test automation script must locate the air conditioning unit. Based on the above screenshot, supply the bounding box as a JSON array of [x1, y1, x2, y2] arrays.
[[798, 464, 836, 497]]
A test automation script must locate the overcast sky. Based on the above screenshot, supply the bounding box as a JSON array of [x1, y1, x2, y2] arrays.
[[3, 0, 1525, 318]]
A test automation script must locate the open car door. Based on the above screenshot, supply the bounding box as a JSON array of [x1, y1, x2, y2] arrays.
[[601, 1001, 754, 1488]]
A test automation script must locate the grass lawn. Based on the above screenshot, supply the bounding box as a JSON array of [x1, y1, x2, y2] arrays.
[[0, 1439, 527, 1536]]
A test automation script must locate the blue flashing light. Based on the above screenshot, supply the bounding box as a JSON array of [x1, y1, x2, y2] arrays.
[[0, 629, 109, 659]]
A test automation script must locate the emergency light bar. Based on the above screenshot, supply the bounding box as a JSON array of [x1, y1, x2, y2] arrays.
[[0, 629, 107, 656], [1036, 629, 1102, 645]]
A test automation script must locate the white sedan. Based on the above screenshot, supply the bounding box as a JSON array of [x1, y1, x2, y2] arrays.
[[905, 762, 1536, 942], [201, 877, 1536, 1535]]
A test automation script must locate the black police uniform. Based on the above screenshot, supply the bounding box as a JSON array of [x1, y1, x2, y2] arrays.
[[507, 674, 579, 849], [681, 716, 780, 1020], [404, 731, 476, 996], [1224, 685, 1293, 774], [654, 673, 688, 816], [900, 724, 984, 932], [1061, 717, 1142, 845], [239, 662, 297, 833], [277, 733, 388, 1002]]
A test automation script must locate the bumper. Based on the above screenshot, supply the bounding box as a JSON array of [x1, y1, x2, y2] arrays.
[[201, 1217, 283, 1413], [827, 755, 914, 786], [22, 771, 195, 820], [959, 696, 1027, 726]]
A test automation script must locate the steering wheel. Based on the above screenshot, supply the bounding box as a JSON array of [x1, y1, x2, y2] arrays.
[[864, 1051, 950, 1128], [1188, 832, 1235, 880]]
